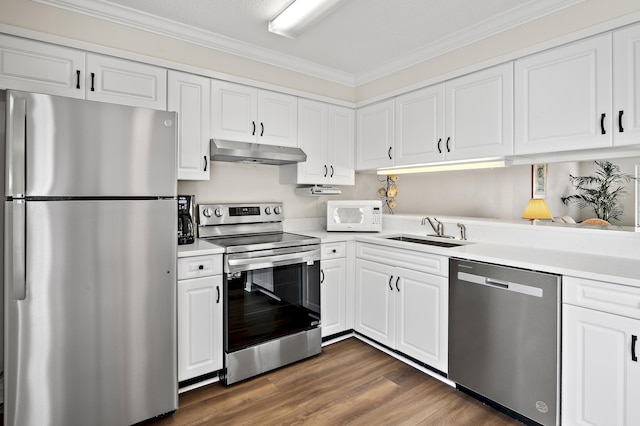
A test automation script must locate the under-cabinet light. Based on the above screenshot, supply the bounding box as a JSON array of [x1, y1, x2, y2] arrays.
[[376, 159, 511, 175], [268, 0, 345, 39]]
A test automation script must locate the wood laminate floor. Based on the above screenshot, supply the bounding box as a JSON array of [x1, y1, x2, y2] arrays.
[[150, 338, 522, 426]]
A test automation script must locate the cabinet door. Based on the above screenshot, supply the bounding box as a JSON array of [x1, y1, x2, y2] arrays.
[[210, 80, 257, 142], [395, 85, 445, 165], [327, 105, 355, 185], [168, 71, 210, 180], [355, 259, 394, 347], [0, 34, 85, 98], [178, 275, 223, 382], [613, 23, 640, 146], [257, 90, 298, 147], [293, 99, 328, 184], [562, 304, 640, 426], [356, 99, 395, 170], [515, 34, 612, 154], [85, 54, 167, 109], [321, 258, 347, 337], [446, 63, 514, 160], [395, 268, 448, 372]]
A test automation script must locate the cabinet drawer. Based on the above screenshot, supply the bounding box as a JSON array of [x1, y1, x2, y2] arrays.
[[322, 242, 347, 259], [356, 242, 447, 276], [178, 254, 222, 280], [564, 276, 640, 320]]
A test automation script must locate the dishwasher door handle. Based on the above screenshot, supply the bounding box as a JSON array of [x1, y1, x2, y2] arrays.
[[485, 278, 509, 288], [458, 271, 544, 297]]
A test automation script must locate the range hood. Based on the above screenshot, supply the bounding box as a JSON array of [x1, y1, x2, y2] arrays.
[[210, 139, 307, 165]]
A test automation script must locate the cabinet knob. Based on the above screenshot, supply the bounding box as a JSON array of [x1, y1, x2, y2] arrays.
[[198, 265, 204, 270]]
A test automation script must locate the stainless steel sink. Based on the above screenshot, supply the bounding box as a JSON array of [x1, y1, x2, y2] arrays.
[[384, 235, 465, 248]]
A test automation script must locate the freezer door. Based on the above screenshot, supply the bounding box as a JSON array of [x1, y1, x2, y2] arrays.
[[6, 90, 176, 198], [4, 199, 177, 426]]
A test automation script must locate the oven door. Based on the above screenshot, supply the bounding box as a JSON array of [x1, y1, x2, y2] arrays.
[[224, 245, 321, 353]]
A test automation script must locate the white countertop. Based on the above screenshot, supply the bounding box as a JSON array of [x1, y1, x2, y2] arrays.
[[295, 230, 640, 289], [177, 239, 224, 258]]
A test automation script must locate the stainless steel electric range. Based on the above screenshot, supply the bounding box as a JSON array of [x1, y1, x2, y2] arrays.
[[198, 202, 321, 385]]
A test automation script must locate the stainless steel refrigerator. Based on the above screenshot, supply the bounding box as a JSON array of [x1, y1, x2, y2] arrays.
[[2, 89, 178, 425]]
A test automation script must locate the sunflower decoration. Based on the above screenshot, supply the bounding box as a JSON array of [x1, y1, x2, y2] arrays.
[[377, 175, 399, 214]]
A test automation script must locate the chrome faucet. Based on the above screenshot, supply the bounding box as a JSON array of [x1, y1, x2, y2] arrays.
[[457, 223, 467, 240], [422, 216, 443, 237]]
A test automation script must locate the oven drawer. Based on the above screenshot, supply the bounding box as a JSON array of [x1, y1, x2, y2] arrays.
[[322, 242, 346, 259], [178, 254, 222, 280]]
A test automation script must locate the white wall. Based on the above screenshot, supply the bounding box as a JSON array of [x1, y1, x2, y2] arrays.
[[180, 158, 638, 226]]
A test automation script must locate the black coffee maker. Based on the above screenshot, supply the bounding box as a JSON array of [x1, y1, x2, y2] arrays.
[[178, 195, 195, 245]]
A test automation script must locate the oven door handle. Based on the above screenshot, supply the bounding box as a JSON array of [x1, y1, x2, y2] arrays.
[[226, 249, 321, 273]]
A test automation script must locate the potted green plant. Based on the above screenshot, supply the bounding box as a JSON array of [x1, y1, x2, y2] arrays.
[[561, 160, 636, 222]]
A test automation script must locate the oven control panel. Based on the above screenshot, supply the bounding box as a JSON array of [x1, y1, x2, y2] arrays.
[[199, 202, 284, 226]]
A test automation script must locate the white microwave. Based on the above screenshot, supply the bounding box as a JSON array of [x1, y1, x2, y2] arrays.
[[327, 200, 382, 232]]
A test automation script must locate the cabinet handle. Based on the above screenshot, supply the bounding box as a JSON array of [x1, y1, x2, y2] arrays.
[[320, 269, 325, 284], [388, 147, 392, 160], [216, 286, 220, 304], [198, 265, 204, 270], [395, 276, 400, 292], [324, 165, 328, 177], [619, 110, 624, 133], [330, 165, 334, 178], [446, 137, 451, 152], [388, 276, 394, 291], [437, 138, 442, 154], [76, 70, 81, 89], [90, 72, 95, 92], [252, 121, 256, 136], [633, 335, 638, 362], [600, 113, 606, 134], [260, 122, 264, 137], [203, 155, 208, 172]]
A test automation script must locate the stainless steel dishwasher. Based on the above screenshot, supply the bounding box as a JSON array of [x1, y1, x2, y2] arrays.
[[449, 258, 561, 426]]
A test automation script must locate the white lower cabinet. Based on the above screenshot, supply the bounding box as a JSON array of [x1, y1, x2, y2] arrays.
[[321, 242, 348, 337], [562, 276, 640, 426], [177, 254, 223, 382], [355, 243, 448, 372]]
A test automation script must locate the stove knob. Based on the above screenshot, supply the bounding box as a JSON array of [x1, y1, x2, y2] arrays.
[[264, 207, 272, 215], [274, 206, 282, 215], [214, 208, 224, 217], [203, 208, 213, 218]]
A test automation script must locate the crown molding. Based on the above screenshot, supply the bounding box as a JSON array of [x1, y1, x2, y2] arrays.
[[34, 0, 356, 86], [36, 0, 584, 88]]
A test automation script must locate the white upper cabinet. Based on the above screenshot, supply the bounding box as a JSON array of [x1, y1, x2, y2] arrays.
[[211, 80, 297, 147], [394, 85, 445, 165], [280, 99, 354, 185], [515, 34, 613, 154], [0, 34, 85, 98], [356, 99, 395, 170], [0, 35, 167, 109], [85, 53, 167, 110], [445, 63, 514, 161], [613, 23, 640, 146], [363, 64, 512, 170], [168, 71, 211, 181]]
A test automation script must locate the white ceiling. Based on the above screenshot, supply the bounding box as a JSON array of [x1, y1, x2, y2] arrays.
[[40, 0, 583, 85]]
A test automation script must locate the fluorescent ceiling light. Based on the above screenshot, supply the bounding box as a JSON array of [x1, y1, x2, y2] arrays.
[[269, 0, 345, 39], [376, 159, 511, 175]]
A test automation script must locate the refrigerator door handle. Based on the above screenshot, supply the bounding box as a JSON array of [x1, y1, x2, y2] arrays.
[[11, 200, 27, 300], [7, 94, 27, 197]]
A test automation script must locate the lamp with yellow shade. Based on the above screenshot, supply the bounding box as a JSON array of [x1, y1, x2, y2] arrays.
[[522, 198, 553, 221]]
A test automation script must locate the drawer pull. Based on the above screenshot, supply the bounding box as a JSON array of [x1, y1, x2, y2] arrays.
[[198, 265, 204, 270], [633, 335, 638, 362]]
